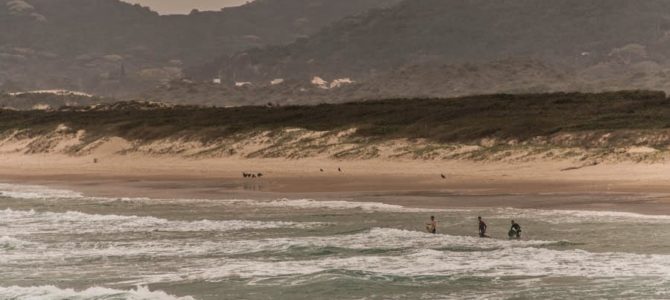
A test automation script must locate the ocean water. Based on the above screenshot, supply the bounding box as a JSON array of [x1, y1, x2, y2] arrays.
[[0, 184, 669, 299]]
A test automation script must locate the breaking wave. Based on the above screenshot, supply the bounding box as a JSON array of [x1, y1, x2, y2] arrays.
[[142, 247, 670, 284], [0, 285, 194, 300], [0, 208, 320, 234]]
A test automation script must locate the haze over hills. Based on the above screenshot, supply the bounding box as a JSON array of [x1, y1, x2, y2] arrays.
[[200, 0, 670, 80], [0, 0, 401, 97], [6, 0, 670, 107], [177, 0, 670, 105]]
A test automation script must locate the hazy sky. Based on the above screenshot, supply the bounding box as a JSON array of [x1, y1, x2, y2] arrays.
[[123, 0, 251, 14]]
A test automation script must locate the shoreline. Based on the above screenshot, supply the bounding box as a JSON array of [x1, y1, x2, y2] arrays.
[[1, 154, 670, 215]]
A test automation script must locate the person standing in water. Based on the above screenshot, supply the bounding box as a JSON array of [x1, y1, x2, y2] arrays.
[[426, 216, 437, 234], [509, 220, 521, 239], [478, 216, 489, 238]]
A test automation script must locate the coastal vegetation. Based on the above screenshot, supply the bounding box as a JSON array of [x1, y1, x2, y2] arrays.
[[0, 90, 666, 144]]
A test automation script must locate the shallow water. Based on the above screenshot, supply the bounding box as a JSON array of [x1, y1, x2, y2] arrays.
[[0, 183, 669, 299]]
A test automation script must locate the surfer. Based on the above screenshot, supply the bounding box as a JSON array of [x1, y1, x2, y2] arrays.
[[509, 220, 521, 239], [478, 216, 489, 238], [425, 216, 437, 234]]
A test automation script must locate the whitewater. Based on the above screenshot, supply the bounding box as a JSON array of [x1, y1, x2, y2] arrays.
[[0, 183, 669, 299]]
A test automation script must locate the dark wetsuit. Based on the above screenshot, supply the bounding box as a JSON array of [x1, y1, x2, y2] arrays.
[[510, 223, 521, 238], [479, 220, 488, 237]]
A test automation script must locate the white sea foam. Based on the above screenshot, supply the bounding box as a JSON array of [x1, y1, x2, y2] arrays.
[[0, 183, 83, 199], [492, 208, 670, 224], [142, 246, 670, 284], [130, 197, 461, 213], [18, 228, 556, 260], [0, 208, 319, 235], [5, 182, 669, 224], [233, 198, 470, 213], [0, 228, 554, 268], [0, 285, 193, 300], [0, 183, 148, 202], [0, 182, 456, 213], [215, 227, 557, 255], [133, 197, 670, 223], [0, 181, 459, 213], [248, 199, 415, 211], [232, 198, 670, 223], [0, 236, 32, 250]]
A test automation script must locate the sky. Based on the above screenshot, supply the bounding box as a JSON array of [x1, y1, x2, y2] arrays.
[[122, 0, 252, 14]]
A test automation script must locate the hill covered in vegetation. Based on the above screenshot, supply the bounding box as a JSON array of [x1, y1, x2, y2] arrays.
[[199, 0, 670, 81], [181, 0, 670, 106], [0, 0, 400, 97]]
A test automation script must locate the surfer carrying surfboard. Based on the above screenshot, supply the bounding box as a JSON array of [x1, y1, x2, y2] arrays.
[[509, 220, 521, 239], [426, 216, 437, 234], [478, 216, 489, 238]]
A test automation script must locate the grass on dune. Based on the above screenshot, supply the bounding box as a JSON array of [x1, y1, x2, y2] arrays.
[[0, 90, 667, 145]]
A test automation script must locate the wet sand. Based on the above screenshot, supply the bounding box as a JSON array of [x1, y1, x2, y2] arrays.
[[1, 153, 670, 214]]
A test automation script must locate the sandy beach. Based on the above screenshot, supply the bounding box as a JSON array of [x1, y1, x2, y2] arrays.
[[1, 153, 670, 214]]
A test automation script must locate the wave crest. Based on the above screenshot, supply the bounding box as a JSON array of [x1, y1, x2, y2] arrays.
[[0, 285, 194, 300]]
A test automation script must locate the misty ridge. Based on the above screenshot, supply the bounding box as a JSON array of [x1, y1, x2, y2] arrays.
[[0, 0, 400, 102], [2, 0, 670, 108]]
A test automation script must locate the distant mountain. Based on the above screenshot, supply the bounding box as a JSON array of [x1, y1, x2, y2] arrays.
[[191, 0, 670, 97], [0, 0, 401, 97]]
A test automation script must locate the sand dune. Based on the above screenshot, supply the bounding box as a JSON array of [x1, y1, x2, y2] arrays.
[[1, 124, 670, 213]]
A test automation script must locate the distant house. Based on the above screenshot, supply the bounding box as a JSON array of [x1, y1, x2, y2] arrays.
[[9, 90, 93, 97], [311, 76, 329, 89], [212, 78, 222, 84]]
